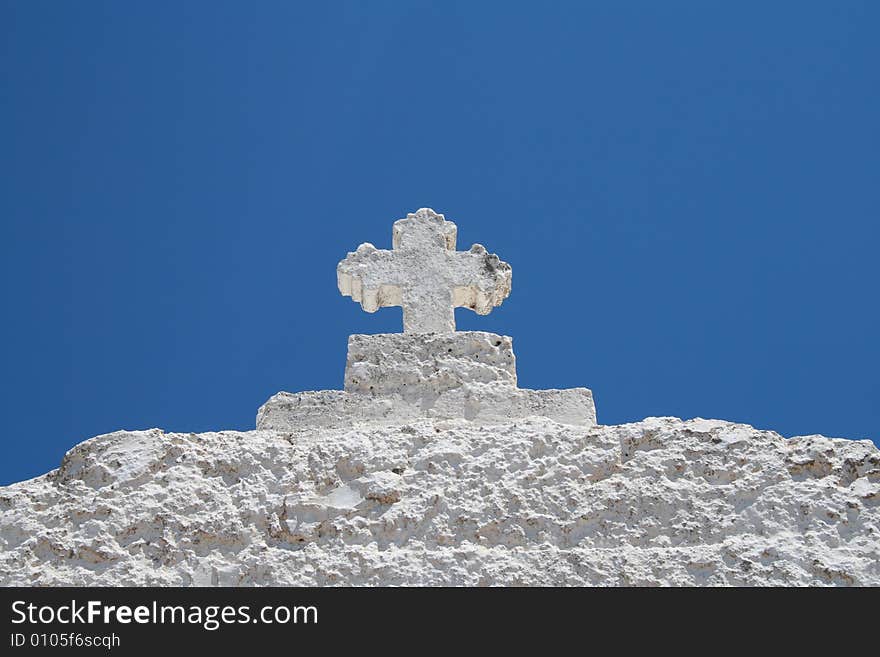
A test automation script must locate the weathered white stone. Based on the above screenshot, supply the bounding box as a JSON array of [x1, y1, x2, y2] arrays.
[[2, 418, 877, 586], [344, 332, 518, 394], [337, 208, 512, 333], [257, 385, 595, 430], [256, 331, 597, 429]]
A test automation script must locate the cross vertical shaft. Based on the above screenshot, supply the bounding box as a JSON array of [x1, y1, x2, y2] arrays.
[[402, 287, 454, 333]]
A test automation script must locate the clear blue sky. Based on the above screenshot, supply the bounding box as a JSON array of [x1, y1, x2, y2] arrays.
[[2, 2, 878, 485]]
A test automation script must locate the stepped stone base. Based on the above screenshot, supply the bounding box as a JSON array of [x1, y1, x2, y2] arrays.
[[256, 331, 596, 430]]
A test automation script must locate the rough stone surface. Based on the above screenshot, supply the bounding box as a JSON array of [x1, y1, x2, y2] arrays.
[[257, 386, 596, 431], [1, 417, 878, 586], [344, 332, 518, 394], [337, 208, 512, 333], [256, 331, 597, 429]]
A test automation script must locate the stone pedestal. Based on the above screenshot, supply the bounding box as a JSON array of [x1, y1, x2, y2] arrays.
[[256, 332, 596, 430], [344, 332, 517, 395]]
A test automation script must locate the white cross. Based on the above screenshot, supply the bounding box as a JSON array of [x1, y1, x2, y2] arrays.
[[337, 208, 512, 333]]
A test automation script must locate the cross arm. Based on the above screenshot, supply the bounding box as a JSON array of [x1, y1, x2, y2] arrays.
[[337, 243, 405, 313], [449, 244, 512, 315]]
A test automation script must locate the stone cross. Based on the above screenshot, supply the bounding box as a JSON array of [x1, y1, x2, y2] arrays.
[[337, 208, 512, 333]]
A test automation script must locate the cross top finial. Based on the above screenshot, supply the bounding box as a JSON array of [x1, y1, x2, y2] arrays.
[[392, 208, 456, 250], [338, 208, 512, 333]]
